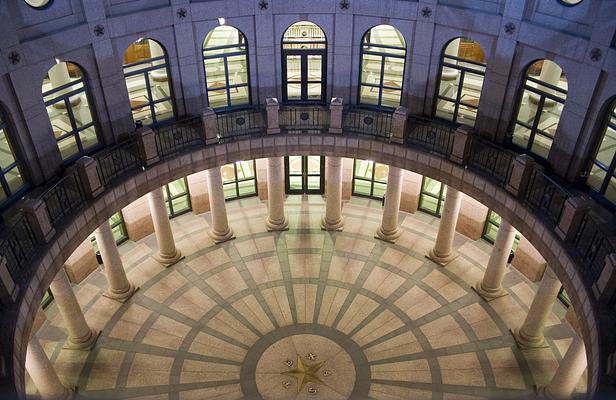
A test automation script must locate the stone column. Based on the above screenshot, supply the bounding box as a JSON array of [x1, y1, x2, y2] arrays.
[[322, 156, 344, 231], [93, 221, 137, 302], [474, 219, 517, 301], [147, 188, 184, 267], [26, 337, 73, 400], [265, 157, 288, 231], [206, 167, 235, 243], [539, 336, 587, 399], [375, 166, 403, 243], [49, 269, 99, 350], [512, 266, 561, 349], [426, 187, 462, 266]]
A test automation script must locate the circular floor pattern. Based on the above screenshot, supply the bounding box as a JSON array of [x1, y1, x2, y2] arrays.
[[29, 196, 585, 399]]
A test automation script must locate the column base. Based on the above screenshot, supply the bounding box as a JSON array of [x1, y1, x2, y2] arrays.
[[266, 216, 289, 232], [321, 216, 344, 231], [208, 228, 235, 244], [63, 329, 100, 351], [103, 283, 139, 303], [472, 281, 509, 302], [375, 226, 401, 243], [153, 250, 185, 268], [426, 248, 458, 266], [510, 327, 549, 350]]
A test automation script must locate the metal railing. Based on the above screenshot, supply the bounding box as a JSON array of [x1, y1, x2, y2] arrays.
[[95, 139, 142, 185], [217, 107, 267, 142], [523, 168, 570, 227], [468, 137, 516, 185], [0, 216, 38, 284], [342, 106, 393, 139], [573, 212, 614, 283], [279, 105, 330, 133], [406, 115, 456, 156], [40, 169, 87, 227], [154, 116, 203, 158]]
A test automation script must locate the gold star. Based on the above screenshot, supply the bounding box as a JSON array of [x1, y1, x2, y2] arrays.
[[282, 355, 325, 393]]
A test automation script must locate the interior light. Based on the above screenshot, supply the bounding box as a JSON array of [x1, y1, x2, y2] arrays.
[[218, 17, 226, 26], [54, 58, 61, 64]]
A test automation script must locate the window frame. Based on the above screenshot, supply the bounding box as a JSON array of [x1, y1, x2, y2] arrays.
[[164, 177, 192, 218], [351, 159, 388, 200], [481, 210, 520, 251], [418, 176, 447, 216], [123, 40, 176, 127], [358, 27, 407, 110], [586, 100, 616, 209], [202, 27, 252, 111], [434, 40, 486, 127], [0, 111, 28, 207], [42, 63, 101, 163], [284, 155, 325, 194], [222, 160, 258, 201]]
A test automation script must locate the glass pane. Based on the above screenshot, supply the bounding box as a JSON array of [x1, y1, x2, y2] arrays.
[[537, 101, 563, 140], [307, 55, 322, 82], [460, 72, 483, 108], [57, 135, 79, 160], [380, 89, 402, 108], [360, 55, 382, 86], [435, 99, 456, 122], [374, 163, 389, 182], [221, 164, 236, 182], [353, 179, 372, 196], [308, 82, 322, 100], [132, 105, 153, 126], [373, 182, 387, 198], [238, 180, 256, 196], [595, 125, 616, 168], [171, 196, 190, 214], [205, 58, 226, 89], [78, 126, 99, 151], [208, 89, 229, 109], [283, 22, 326, 48], [354, 160, 374, 179], [149, 71, 171, 102], [0, 128, 17, 169], [126, 74, 149, 109], [5, 167, 24, 195], [359, 85, 379, 106], [306, 156, 321, 174], [515, 88, 539, 126], [223, 182, 237, 199], [109, 212, 123, 226], [307, 176, 321, 190], [438, 72, 460, 100], [289, 176, 302, 191], [287, 84, 301, 101], [227, 55, 248, 85], [382, 57, 404, 89], [605, 177, 616, 205], [423, 178, 442, 197], [168, 178, 187, 197], [530, 133, 552, 159], [512, 123, 531, 149], [289, 156, 303, 174], [153, 101, 174, 123], [587, 164, 607, 192], [483, 223, 498, 243], [363, 25, 406, 55], [230, 85, 250, 106], [286, 55, 301, 82], [237, 161, 255, 179], [420, 195, 438, 214]]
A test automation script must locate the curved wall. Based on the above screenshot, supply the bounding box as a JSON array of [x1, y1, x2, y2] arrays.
[[7, 134, 601, 397]]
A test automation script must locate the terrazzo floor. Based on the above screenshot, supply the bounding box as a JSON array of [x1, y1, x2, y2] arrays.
[[28, 195, 586, 399]]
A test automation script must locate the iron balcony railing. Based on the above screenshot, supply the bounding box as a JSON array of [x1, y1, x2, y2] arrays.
[[154, 116, 204, 158], [217, 107, 267, 142], [40, 169, 87, 227], [279, 105, 330, 134], [342, 106, 393, 139], [573, 212, 615, 283], [95, 138, 142, 186], [468, 137, 516, 185], [0, 215, 38, 284], [406, 115, 457, 156], [522, 168, 570, 227]]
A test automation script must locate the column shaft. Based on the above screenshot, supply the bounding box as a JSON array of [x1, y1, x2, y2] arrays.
[[375, 166, 403, 243], [322, 156, 344, 231], [147, 187, 183, 267], [426, 187, 462, 266], [474, 219, 516, 300], [26, 337, 72, 400], [540, 336, 587, 399], [512, 266, 561, 349], [206, 167, 235, 243], [49, 269, 98, 350], [93, 221, 137, 302], [265, 157, 288, 231]]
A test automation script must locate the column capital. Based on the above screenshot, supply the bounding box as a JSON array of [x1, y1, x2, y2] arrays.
[[266, 97, 280, 135], [135, 127, 160, 166], [329, 97, 343, 134], [390, 106, 408, 144], [201, 108, 219, 145], [76, 156, 104, 198], [506, 154, 536, 197]]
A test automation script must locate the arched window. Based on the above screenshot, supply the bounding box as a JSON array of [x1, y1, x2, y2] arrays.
[[0, 109, 26, 204], [359, 25, 406, 108], [435, 37, 486, 126], [281, 21, 327, 103], [510, 60, 567, 160], [587, 99, 616, 206], [203, 26, 251, 110], [123, 38, 175, 126], [42, 61, 99, 162]]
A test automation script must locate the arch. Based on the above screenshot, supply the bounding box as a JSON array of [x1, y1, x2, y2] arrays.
[[434, 36, 487, 127], [202, 25, 251, 110], [6, 134, 600, 398], [281, 21, 328, 103], [122, 38, 176, 127], [358, 24, 407, 109], [0, 103, 27, 206], [41, 61, 100, 163], [586, 95, 616, 207], [509, 59, 568, 160]]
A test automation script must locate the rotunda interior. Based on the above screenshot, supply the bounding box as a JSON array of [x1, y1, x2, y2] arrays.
[[0, 1, 615, 400]]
